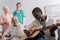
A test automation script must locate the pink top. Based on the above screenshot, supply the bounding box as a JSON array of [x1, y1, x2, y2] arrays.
[[0, 13, 12, 24], [0, 13, 12, 32]]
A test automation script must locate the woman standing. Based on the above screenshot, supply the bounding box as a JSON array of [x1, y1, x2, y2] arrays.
[[0, 6, 12, 33]]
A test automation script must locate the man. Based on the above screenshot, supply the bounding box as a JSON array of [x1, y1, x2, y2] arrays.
[[54, 23, 60, 40], [1, 16, 25, 40], [13, 2, 25, 24], [25, 7, 47, 40]]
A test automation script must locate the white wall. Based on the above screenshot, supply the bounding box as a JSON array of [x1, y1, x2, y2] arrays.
[[0, 0, 60, 25]]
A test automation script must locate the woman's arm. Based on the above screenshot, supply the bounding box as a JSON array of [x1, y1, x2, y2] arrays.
[[1, 33, 6, 40]]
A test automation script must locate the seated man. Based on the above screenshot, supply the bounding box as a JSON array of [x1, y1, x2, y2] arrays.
[[25, 7, 46, 40], [1, 16, 25, 40]]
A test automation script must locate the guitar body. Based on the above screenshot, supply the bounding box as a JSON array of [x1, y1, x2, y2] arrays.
[[21, 31, 40, 40], [30, 31, 40, 38], [21, 25, 42, 40]]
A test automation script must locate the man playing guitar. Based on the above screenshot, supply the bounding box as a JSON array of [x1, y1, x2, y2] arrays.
[[21, 7, 47, 40]]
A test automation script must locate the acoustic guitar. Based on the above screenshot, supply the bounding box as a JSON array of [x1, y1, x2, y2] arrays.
[[20, 25, 43, 40]]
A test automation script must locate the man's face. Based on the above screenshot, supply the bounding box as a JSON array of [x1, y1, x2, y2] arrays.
[[12, 18, 18, 26], [16, 4, 21, 10], [33, 13, 42, 20]]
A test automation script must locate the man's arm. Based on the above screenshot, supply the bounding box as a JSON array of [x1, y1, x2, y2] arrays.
[[36, 25, 43, 29], [54, 29, 58, 40]]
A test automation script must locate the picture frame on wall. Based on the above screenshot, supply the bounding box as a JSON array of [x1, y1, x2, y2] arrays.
[[44, 4, 60, 17], [44, 4, 60, 24]]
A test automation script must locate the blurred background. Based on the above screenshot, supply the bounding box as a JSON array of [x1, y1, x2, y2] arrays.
[[0, 0, 60, 26]]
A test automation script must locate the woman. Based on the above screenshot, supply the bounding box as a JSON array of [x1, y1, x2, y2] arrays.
[[0, 6, 12, 33]]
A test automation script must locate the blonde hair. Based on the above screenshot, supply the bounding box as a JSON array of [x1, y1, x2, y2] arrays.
[[3, 6, 10, 13]]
